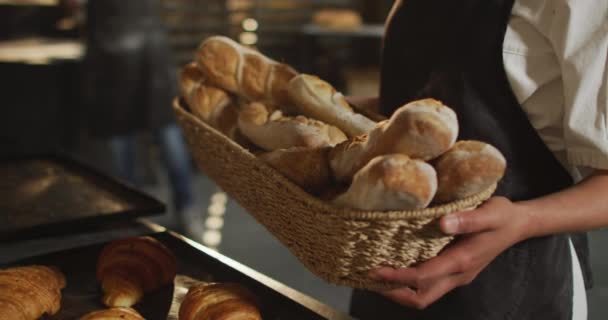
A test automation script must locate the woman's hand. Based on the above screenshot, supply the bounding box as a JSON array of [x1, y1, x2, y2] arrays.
[[369, 196, 534, 310]]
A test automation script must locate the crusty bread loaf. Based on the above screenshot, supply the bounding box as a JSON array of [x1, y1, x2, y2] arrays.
[[189, 83, 239, 139], [329, 98, 458, 182], [433, 140, 506, 203], [179, 62, 239, 139], [333, 154, 438, 211], [196, 36, 298, 110], [179, 62, 205, 99], [287, 74, 377, 137], [259, 147, 331, 194], [79, 307, 145, 320], [0, 265, 66, 320], [238, 102, 347, 151], [179, 283, 261, 320]]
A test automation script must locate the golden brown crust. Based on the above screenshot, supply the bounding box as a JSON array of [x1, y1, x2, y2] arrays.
[[287, 74, 376, 137], [0, 265, 66, 320], [333, 154, 437, 210], [259, 147, 331, 194], [241, 53, 272, 101], [329, 99, 458, 183], [195, 36, 299, 112], [433, 141, 506, 203], [180, 62, 205, 98], [196, 38, 241, 93], [79, 307, 145, 320], [268, 63, 299, 108], [188, 84, 238, 139], [238, 102, 347, 151], [199, 299, 261, 320], [179, 283, 260, 320], [97, 236, 177, 308]]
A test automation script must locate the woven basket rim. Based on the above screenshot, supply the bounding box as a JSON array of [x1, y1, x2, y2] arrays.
[[174, 98, 497, 221]]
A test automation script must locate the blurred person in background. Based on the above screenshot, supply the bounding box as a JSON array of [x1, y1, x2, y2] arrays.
[[65, 0, 203, 237]]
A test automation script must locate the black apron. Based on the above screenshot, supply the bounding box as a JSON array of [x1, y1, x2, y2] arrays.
[[350, 0, 592, 319]]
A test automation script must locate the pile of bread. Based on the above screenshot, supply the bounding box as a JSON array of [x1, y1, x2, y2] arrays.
[[180, 35, 507, 211], [0, 236, 261, 320]]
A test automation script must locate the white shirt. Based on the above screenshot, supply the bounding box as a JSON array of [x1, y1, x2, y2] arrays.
[[503, 0, 608, 180]]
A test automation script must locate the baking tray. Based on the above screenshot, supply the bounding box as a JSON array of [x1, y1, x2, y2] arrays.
[[2, 230, 353, 320], [0, 154, 165, 241]]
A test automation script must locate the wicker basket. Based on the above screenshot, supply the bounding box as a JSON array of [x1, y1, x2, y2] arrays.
[[173, 99, 496, 290]]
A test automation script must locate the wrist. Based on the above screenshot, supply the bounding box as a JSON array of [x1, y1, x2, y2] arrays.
[[513, 200, 542, 241]]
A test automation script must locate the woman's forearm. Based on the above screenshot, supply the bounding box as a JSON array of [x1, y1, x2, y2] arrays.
[[518, 169, 608, 238]]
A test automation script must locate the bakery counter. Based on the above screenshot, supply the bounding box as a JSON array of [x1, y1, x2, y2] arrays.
[[0, 219, 354, 320]]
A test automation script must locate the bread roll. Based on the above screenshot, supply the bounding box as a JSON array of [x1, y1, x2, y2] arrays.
[[179, 283, 261, 320], [259, 147, 331, 194], [195, 36, 298, 109], [179, 62, 239, 139], [329, 98, 458, 182], [287, 74, 377, 137], [333, 154, 437, 211], [238, 102, 347, 151], [189, 83, 239, 139], [180, 62, 205, 98], [80, 307, 144, 320], [433, 140, 506, 203], [97, 236, 177, 308], [0, 265, 66, 320]]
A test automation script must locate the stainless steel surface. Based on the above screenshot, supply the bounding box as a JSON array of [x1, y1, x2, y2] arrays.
[[0, 156, 164, 240]]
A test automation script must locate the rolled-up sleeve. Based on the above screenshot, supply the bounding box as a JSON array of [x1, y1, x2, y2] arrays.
[[549, 0, 608, 169]]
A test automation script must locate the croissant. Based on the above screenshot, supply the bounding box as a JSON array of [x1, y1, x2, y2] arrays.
[[80, 307, 145, 320], [0, 265, 66, 320], [179, 283, 261, 320], [97, 236, 177, 308]]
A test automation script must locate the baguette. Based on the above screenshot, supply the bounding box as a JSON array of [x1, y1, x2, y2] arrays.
[[196, 36, 298, 110], [333, 154, 437, 211], [329, 98, 458, 182], [259, 146, 331, 194], [238, 102, 347, 151], [179, 62, 239, 139], [433, 140, 506, 203], [287, 74, 377, 137]]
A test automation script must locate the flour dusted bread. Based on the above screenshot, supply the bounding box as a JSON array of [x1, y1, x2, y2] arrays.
[[0, 265, 66, 320], [260, 147, 331, 194], [97, 236, 177, 308], [80, 307, 145, 320], [434, 140, 506, 203], [287, 74, 376, 137], [196, 36, 298, 109], [333, 154, 437, 211], [179, 283, 261, 320], [238, 102, 347, 151], [330, 98, 458, 182]]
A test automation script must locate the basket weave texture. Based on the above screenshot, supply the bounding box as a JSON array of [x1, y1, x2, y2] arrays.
[[173, 99, 496, 290]]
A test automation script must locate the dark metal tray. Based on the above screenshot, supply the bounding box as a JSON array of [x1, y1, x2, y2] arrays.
[[0, 154, 165, 241], [2, 231, 352, 320]]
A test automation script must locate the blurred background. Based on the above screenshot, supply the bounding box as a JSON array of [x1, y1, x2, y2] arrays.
[[1, 0, 606, 317]]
